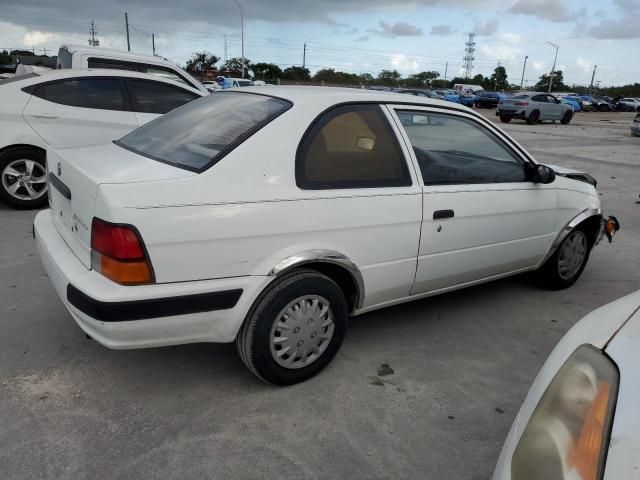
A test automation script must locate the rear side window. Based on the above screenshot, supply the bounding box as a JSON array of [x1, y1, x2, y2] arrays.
[[297, 104, 411, 189], [35, 78, 125, 111], [88, 57, 138, 71], [127, 79, 199, 114], [116, 92, 291, 172], [532, 95, 547, 102]]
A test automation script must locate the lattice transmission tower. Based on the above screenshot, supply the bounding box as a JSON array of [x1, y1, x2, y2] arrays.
[[463, 32, 476, 79]]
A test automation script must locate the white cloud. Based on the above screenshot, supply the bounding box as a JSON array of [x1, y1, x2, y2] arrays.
[[368, 20, 423, 38], [22, 31, 55, 46], [509, 0, 573, 22], [479, 44, 521, 62], [474, 17, 499, 36], [499, 32, 521, 43], [389, 53, 420, 72], [532, 61, 546, 72]]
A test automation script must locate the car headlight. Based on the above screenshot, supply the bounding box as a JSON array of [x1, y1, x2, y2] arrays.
[[512, 345, 619, 480]]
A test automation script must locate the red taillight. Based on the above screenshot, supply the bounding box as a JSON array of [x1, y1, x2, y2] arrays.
[[513, 101, 529, 106], [90, 218, 154, 285]]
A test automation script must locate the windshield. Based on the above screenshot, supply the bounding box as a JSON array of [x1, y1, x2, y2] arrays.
[[116, 92, 291, 172]]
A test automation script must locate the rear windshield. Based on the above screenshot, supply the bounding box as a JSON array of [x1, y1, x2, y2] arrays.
[[116, 92, 291, 172]]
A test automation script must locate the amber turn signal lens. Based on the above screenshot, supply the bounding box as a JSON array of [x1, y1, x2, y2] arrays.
[[92, 251, 153, 285], [567, 381, 611, 480]]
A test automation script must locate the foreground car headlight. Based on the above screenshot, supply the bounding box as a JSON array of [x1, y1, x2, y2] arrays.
[[512, 345, 618, 480]]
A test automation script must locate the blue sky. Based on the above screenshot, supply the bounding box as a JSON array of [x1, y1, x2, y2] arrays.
[[0, 0, 638, 86]]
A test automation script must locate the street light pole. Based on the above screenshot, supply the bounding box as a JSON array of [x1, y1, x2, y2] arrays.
[[520, 55, 528, 91], [233, 0, 245, 78], [546, 42, 558, 93]]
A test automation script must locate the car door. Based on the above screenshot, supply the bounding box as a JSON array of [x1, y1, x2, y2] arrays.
[[530, 94, 552, 120], [388, 106, 558, 295], [22, 77, 138, 147], [547, 95, 565, 118], [124, 78, 201, 126]]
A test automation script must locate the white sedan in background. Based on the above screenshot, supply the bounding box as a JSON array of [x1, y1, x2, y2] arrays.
[[0, 69, 203, 209], [35, 87, 616, 384], [493, 290, 640, 480]]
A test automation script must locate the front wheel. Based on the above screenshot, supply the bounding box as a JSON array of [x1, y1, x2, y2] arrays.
[[236, 269, 348, 385], [561, 111, 573, 125], [0, 147, 48, 209], [537, 229, 591, 290]]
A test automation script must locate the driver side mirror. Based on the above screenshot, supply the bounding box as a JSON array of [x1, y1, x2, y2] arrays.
[[531, 164, 556, 184]]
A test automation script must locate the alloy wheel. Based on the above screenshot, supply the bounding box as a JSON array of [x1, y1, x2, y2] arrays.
[[1, 159, 48, 201]]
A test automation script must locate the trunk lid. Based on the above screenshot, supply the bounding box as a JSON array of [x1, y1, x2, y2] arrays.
[[47, 142, 194, 268]]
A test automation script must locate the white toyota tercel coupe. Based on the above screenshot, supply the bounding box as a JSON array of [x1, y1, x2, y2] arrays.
[[35, 87, 616, 384]]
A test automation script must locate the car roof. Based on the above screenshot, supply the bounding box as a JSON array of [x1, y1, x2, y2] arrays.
[[3, 68, 204, 95], [228, 85, 466, 111], [60, 44, 174, 65]]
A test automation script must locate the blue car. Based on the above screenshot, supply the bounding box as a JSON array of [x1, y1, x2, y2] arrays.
[[475, 92, 508, 109], [561, 97, 581, 111], [435, 90, 461, 103], [458, 94, 477, 107]]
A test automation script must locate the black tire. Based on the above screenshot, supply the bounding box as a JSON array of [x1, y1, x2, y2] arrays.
[[499, 115, 512, 123], [527, 110, 540, 125], [537, 228, 591, 290], [236, 269, 348, 385], [0, 147, 48, 209], [561, 111, 573, 125]]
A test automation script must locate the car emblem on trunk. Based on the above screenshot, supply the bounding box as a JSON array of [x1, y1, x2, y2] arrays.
[[57, 162, 62, 176]]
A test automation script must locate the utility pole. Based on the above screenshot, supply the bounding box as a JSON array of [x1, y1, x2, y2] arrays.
[[520, 55, 528, 91], [224, 34, 228, 62], [124, 12, 131, 52], [152, 33, 156, 56], [444, 62, 448, 81], [88, 20, 99, 46], [546, 41, 559, 93], [233, 1, 245, 78], [589, 65, 597, 95], [302, 42, 306, 69], [40, 48, 49, 56]]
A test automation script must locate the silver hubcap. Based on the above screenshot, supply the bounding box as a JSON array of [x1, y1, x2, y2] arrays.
[[558, 231, 587, 280], [1, 159, 47, 201], [269, 295, 335, 369]]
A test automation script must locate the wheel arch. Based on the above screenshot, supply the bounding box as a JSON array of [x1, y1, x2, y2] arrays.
[[0, 144, 46, 157], [268, 249, 365, 313], [539, 208, 602, 268]]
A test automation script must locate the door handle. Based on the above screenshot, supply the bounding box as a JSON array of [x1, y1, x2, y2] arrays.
[[31, 113, 59, 119], [433, 209, 454, 220]]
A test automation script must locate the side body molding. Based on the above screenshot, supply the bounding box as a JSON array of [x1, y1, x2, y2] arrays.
[[268, 249, 365, 310], [538, 207, 603, 267]]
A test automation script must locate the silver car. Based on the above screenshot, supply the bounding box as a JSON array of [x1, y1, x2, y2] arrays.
[[497, 92, 574, 125], [632, 113, 640, 136]]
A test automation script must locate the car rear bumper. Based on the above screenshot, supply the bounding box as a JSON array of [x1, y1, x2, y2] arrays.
[[34, 209, 269, 349], [496, 109, 526, 119]]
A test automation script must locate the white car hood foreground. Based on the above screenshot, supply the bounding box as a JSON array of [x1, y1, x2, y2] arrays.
[[493, 290, 640, 479]]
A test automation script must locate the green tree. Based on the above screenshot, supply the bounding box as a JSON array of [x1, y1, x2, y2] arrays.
[[0, 50, 10, 64], [534, 70, 566, 92], [359, 73, 374, 85], [252, 62, 282, 80], [223, 57, 252, 77], [185, 52, 219, 75], [403, 70, 440, 88], [490, 66, 508, 91], [10, 49, 35, 56], [313, 68, 361, 84], [377, 69, 401, 86], [282, 66, 311, 82]]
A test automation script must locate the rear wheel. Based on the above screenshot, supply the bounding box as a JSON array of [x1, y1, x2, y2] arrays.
[[561, 111, 573, 125], [527, 110, 540, 125], [500, 116, 512, 123], [236, 269, 348, 385], [0, 147, 48, 209], [537, 228, 591, 290]]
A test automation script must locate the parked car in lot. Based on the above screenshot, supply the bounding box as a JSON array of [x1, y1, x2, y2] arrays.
[[458, 94, 477, 107], [35, 87, 614, 385], [615, 97, 640, 112], [493, 289, 638, 480], [588, 96, 615, 112], [497, 92, 574, 125], [435, 90, 461, 103], [631, 113, 640, 136], [475, 92, 508, 109], [393, 88, 444, 100], [0, 69, 204, 208], [560, 97, 581, 111], [57, 44, 208, 95]]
